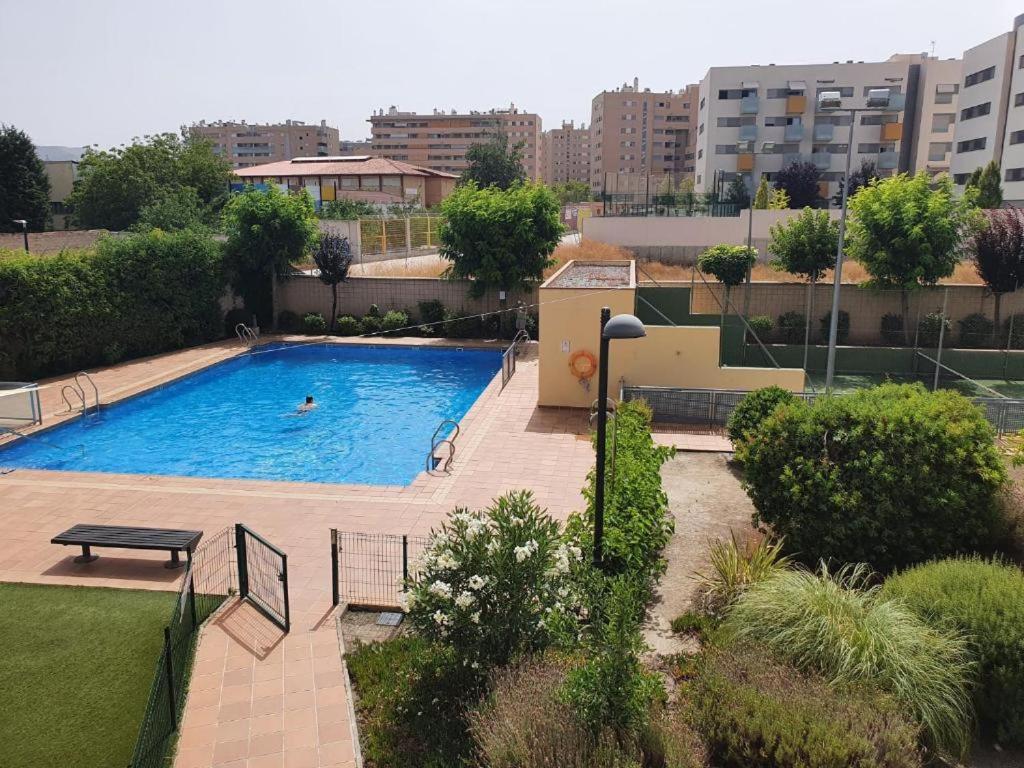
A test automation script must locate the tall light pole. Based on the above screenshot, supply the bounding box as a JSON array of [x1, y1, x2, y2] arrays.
[[818, 88, 903, 392], [12, 219, 28, 252], [593, 307, 646, 568], [739, 141, 776, 331]]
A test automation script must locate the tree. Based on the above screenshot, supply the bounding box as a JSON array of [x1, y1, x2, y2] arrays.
[[320, 198, 378, 220], [68, 133, 232, 230], [134, 186, 207, 232], [0, 125, 50, 232], [461, 133, 527, 190], [312, 233, 353, 331], [697, 244, 757, 326], [725, 176, 751, 209], [970, 208, 1024, 341], [831, 160, 877, 207], [754, 177, 789, 210], [222, 185, 318, 327], [550, 180, 591, 206], [966, 161, 1003, 209], [847, 172, 980, 343], [439, 182, 562, 297], [774, 161, 822, 209], [752, 178, 771, 210]]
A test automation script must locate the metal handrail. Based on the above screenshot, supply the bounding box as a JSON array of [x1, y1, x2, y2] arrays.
[[235, 323, 259, 349], [510, 329, 530, 353], [426, 419, 461, 473], [75, 371, 99, 413], [432, 439, 456, 473], [61, 385, 86, 415]]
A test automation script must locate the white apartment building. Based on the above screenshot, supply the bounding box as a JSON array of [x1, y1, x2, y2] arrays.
[[950, 15, 1024, 203], [694, 55, 960, 201]]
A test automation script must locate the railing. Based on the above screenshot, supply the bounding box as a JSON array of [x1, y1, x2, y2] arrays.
[[600, 192, 740, 218], [0, 381, 42, 426], [235, 323, 258, 349], [59, 372, 100, 416], [500, 330, 530, 391], [61, 384, 86, 415], [75, 371, 99, 413], [330, 530, 431, 609], [425, 418, 460, 474], [128, 528, 234, 768]]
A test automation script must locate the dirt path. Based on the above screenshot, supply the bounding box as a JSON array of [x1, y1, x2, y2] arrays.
[[644, 452, 757, 656]]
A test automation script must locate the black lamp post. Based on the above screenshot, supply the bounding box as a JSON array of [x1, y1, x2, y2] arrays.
[[593, 306, 646, 567], [12, 220, 28, 252]]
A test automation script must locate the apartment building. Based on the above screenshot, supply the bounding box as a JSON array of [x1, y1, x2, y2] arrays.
[[949, 15, 1024, 203], [35, 146, 84, 229], [589, 79, 699, 194], [368, 104, 542, 180], [339, 139, 372, 155], [693, 56, 959, 200], [189, 120, 340, 169], [541, 120, 590, 184]]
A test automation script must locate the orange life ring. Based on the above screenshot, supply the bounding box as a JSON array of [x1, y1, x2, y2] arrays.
[[569, 350, 598, 380]]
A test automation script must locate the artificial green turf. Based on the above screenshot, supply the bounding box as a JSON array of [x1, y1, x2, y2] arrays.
[[0, 582, 177, 768]]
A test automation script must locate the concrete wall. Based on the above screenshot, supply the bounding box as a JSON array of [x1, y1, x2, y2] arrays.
[[277, 274, 537, 320], [582, 210, 842, 264], [537, 272, 804, 408]]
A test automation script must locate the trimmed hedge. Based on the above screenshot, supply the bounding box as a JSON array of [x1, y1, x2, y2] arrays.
[[726, 386, 796, 447], [689, 646, 923, 768], [0, 230, 225, 379], [883, 557, 1024, 747], [739, 383, 1006, 573]]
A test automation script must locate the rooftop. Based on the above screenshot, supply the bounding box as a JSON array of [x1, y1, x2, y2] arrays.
[[234, 156, 458, 179], [543, 260, 634, 289]]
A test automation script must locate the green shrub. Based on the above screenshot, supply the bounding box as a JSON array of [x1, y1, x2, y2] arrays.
[[334, 315, 362, 336], [301, 312, 326, 334], [722, 565, 974, 758], [366, 303, 381, 318], [276, 309, 301, 333], [918, 311, 952, 348], [958, 312, 995, 349], [0, 230, 224, 379], [745, 314, 773, 342], [883, 557, 1024, 746], [726, 386, 796, 446], [693, 533, 789, 619], [346, 636, 475, 768], [776, 310, 806, 344], [360, 314, 383, 334], [881, 312, 904, 344], [1005, 313, 1024, 349], [670, 610, 717, 639], [689, 645, 924, 768], [739, 383, 1006, 573], [417, 299, 446, 327], [381, 309, 409, 334], [566, 400, 674, 588], [819, 309, 850, 344], [442, 307, 483, 338]]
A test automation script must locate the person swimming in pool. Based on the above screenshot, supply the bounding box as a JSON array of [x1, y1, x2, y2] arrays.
[[296, 395, 317, 413]]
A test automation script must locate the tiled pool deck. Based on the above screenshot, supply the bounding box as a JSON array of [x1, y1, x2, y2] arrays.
[[0, 337, 595, 768]]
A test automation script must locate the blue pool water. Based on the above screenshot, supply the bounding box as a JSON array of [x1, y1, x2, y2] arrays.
[[0, 344, 502, 486]]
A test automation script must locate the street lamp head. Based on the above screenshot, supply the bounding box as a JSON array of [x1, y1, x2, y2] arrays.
[[602, 313, 646, 340], [817, 90, 842, 110], [12, 219, 27, 226]]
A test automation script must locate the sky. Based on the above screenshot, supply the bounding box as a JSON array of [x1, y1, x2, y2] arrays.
[[0, 0, 1018, 149]]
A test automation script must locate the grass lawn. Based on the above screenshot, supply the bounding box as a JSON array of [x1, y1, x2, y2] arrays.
[[0, 582, 177, 768]]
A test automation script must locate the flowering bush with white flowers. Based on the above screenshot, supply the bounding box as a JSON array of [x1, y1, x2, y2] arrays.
[[406, 490, 584, 674]]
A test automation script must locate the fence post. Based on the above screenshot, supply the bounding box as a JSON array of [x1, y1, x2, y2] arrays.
[[235, 524, 248, 600], [402, 535, 409, 593], [933, 288, 949, 391], [163, 627, 177, 729], [280, 553, 290, 633], [404, 218, 412, 258], [188, 571, 198, 631], [330, 529, 339, 607]]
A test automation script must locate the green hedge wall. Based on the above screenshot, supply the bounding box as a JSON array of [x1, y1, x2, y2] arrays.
[[0, 231, 226, 380]]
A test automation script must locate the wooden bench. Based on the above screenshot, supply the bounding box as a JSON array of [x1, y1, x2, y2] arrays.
[[51, 524, 204, 569]]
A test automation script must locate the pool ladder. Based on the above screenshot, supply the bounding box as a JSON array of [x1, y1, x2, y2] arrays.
[[426, 419, 460, 474], [61, 372, 100, 416], [235, 323, 259, 350]]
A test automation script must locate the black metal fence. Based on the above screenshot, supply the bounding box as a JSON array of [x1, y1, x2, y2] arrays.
[[128, 527, 234, 768], [236, 524, 290, 632], [622, 385, 1024, 437], [600, 192, 740, 218], [330, 530, 431, 609], [500, 344, 516, 390]]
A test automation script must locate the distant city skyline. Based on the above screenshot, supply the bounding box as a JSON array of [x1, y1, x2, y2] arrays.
[[0, 0, 1015, 149]]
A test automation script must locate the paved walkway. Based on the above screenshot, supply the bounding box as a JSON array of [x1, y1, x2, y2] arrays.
[[0, 340, 593, 767]]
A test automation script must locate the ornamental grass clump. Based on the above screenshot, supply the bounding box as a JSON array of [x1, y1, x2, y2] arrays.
[[406, 490, 584, 677], [693, 532, 790, 619], [722, 564, 974, 759]]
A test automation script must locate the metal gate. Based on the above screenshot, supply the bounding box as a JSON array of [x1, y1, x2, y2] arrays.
[[235, 524, 290, 632], [330, 530, 430, 609]]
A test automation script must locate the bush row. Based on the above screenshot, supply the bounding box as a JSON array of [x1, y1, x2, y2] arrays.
[[0, 231, 225, 379]]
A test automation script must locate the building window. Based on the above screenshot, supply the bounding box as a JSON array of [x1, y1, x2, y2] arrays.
[[1020, 54, 1024, 69], [934, 83, 959, 104], [1010, 130, 1024, 145], [953, 173, 972, 185], [931, 113, 955, 133], [764, 116, 801, 126], [1016, 92, 1024, 107], [964, 66, 996, 87], [862, 85, 901, 96], [860, 114, 898, 125], [1006, 167, 1024, 182], [956, 137, 987, 153], [699, 97, 705, 109], [960, 102, 992, 121], [928, 142, 952, 161], [816, 86, 854, 98], [717, 88, 757, 99], [715, 144, 739, 154]]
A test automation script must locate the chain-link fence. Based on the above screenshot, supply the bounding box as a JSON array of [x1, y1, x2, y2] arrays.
[[359, 216, 441, 257]]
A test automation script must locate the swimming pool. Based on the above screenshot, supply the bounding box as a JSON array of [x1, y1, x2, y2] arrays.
[[0, 344, 502, 486]]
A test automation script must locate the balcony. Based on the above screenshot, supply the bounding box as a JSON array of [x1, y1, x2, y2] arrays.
[[738, 123, 758, 142], [782, 152, 807, 167], [878, 151, 899, 170], [881, 122, 903, 142], [784, 123, 804, 142], [740, 96, 759, 115], [786, 95, 807, 115], [813, 123, 834, 142], [737, 153, 755, 172], [811, 153, 832, 170]]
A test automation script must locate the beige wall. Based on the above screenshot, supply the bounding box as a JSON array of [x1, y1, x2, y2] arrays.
[[538, 272, 804, 408]]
